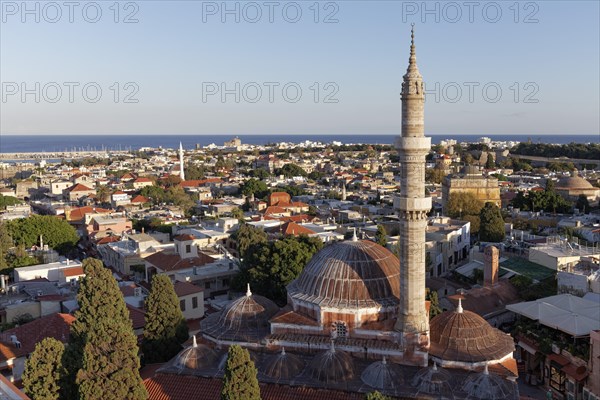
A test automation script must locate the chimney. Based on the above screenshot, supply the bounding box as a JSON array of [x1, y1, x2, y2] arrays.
[[484, 246, 499, 287]]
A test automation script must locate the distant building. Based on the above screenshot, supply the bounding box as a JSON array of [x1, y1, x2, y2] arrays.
[[555, 170, 600, 207], [442, 166, 500, 212]]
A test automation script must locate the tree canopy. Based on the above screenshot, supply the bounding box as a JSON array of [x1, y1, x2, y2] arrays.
[[240, 178, 269, 199], [5, 215, 78, 254], [22, 337, 67, 400], [479, 202, 505, 242], [236, 235, 323, 305], [142, 275, 189, 363], [375, 225, 387, 247], [0, 194, 22, 209], [221, 345, 261, 400], [275, 163, 307, 178]]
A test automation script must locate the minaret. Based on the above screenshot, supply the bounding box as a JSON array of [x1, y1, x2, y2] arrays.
[[179, 142, 185, 181], [394, 26, 431, 343]]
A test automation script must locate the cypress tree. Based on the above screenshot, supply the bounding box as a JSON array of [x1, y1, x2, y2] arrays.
[[221, 345, 261, 400], [76, 319, 148, 400], [479, 202, 505, 243], [65, 258, 147, 400], [142, 275, 188, 363], [22, 338, 66, 400]]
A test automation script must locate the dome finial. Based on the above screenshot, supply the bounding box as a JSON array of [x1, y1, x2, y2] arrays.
[[352, 227, 358, 242], [192, 334, 197, 348], [246, 283, 252, 297], [281, 347, 286, 355], [457, 297, 463, 313], [382, 356, 387, 365], [433, 361, 438, 371], [483, 363, 489, 375], [330, 340, 336, 352]]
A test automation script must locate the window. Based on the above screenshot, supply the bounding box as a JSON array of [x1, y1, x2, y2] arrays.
[[186, 244, 191, 253], [205, 282, 211, 289], [566, 380, 575, 393], [335, 322, 347, 338], [180, 299, 186, 311], [192, 296, 198, 309], [222, 279, 230, 287], [550, 366, 565, 392]]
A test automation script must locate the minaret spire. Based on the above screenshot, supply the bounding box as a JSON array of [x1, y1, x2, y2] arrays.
[[179, 142, 185, 181]]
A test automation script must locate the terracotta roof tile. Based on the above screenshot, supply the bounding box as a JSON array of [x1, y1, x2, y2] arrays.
[[173, 281, 203, 297], [144, 374, 365, 400]]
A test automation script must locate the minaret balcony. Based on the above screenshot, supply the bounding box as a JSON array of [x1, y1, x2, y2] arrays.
[[395, 137, 430, 153]]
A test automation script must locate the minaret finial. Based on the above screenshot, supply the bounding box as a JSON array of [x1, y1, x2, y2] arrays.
[[411, 23, 415, 45], [246, 283, 252, 297]]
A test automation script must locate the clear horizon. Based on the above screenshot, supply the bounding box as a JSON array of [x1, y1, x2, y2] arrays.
[[1, 1, 599, 135]]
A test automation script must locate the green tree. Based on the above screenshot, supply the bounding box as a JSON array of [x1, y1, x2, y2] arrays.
[[446, 192, 483, 218], [77, 318, 148, 400], [5, 215, 78, 254], [0, 221, 13, 271], [230, 224, 268, 260], [240, 178, 269, 198], [66, 258, 146, 400], [365, 391, 391, 400], [238, 235, 323, 305], [479, 202, 505, 242], [375, 225, 387, 247], [142, 275, 189, 363], [22, 337, 67, 400], [425, 288, 442, 319], [140, 185, 167, 204], [275, 163, 307, 178], [425, 165, 446, 184], [576, 194, 590, 213], [0, 194, 22, 209], [221, 345, 261, 400], [485, 153, 495, 169], [95, 185, 111, 204]]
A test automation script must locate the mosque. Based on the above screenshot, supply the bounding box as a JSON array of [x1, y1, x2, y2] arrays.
[[155, 28, 520, 399]]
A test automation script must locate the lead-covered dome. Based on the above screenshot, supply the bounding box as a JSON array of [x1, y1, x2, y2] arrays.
[[262, 348, 305, 381], [461, 365, 513, 400], [173, 336, 218, 372], [361, 357, 404, 390], [287, 239, 400, 309], [308, 342, 354, 384], [202, 286, 279, 343], [429, 301, 514, 363]]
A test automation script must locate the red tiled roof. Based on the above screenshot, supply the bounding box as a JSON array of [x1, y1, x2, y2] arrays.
[[134, 177, 153, 183], [180, 178, 222, 188], [144, 251, 217, 272], [174, 234, 195, 241], [0, 313, 74, 362], [113, 190, 127, 195], [62, 266, 84, 277], [144, 374, 365, 400], [281, 221, 315, 237], [68, 183, 94, 192], [173, 281, 203, 297], [67, 206, 111, 222], [131, 195, 150, 204], [96, 235, 121, 245], [126, 304, 146, 330]]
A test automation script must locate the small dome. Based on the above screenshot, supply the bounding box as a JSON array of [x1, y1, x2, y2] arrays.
[[202, 287, 279, 343], [263, 348, 305, 380], [288, 239, 399, 309], [174, 336, 218, 371], [412, 363, 454, 399], [461, 165, 482, 176], [360, 357, 404, 390], [308, 343, 354, 383], [429, 302, 514, 363], [462, 365, 513, 400]]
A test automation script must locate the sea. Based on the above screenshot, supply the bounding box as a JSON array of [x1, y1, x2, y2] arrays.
[[0, 134, 599, 154]]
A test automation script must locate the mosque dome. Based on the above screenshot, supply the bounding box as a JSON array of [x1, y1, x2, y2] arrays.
[[556, 171, 594, 190], [461, 365, 513, 400], [173, 335, 218, 371], [411, 363, 454, 399], [287, 239, 400, 309], [262, 348, 305, 381], [202, 285, 279, 343], [429, 300, 514, 363], [360, 357, 404, 390], [308, 342, 354, 383]]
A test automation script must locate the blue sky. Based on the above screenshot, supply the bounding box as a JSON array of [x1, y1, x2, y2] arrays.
[[1, 0, 598, 135]]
